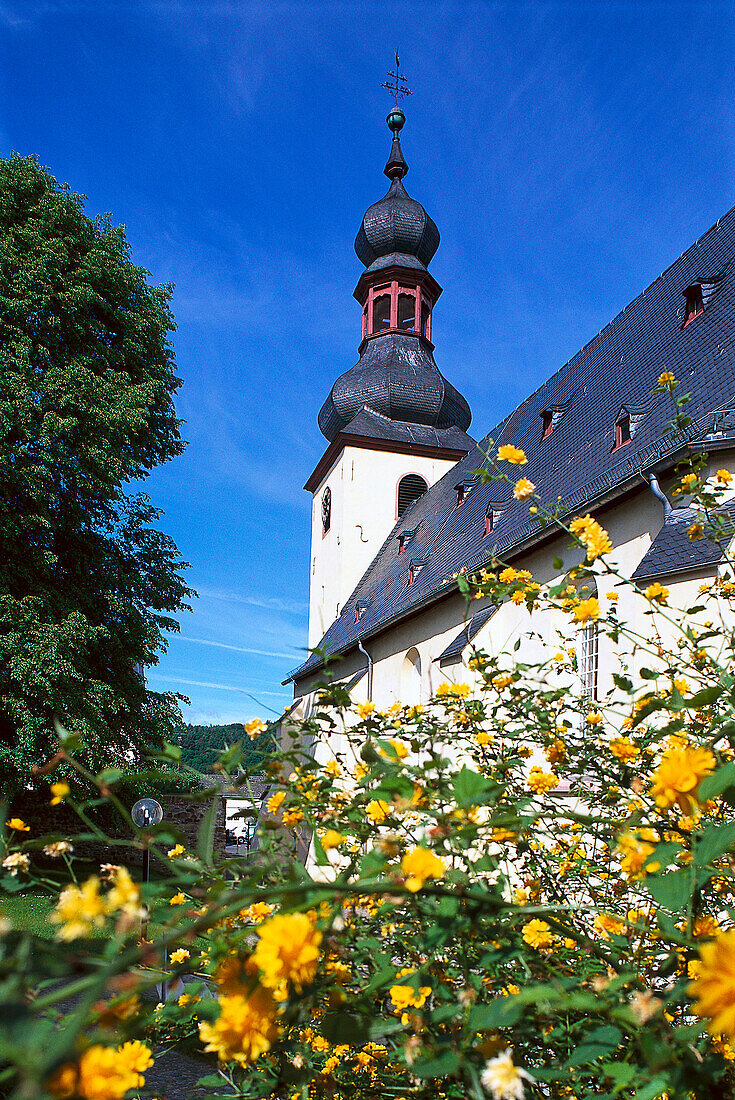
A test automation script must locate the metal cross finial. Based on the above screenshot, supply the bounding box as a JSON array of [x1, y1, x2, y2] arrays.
[[381, 50, 412, 106]]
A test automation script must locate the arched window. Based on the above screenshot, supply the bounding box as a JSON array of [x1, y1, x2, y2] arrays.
[[397, 473, 428, 518], [372, 295, 391, 332], [398, 293, 416, 330], [400, 647, 422, 705], [321, 487, 331, 535], [577, 580, 598, 702]]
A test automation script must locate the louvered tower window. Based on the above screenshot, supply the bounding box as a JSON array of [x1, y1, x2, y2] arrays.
[[397, 474, 428, 518]]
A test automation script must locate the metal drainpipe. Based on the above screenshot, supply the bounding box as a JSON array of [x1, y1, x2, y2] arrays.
[[357, 638, 373, 701], [645, 472, 672, 520]]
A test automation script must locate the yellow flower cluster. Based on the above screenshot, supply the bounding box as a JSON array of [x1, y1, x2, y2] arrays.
[[689, 930, 735, 1037], [617, 830, 660, 879], [522, 919, 553, 949], [47, 1041, 153, 1099], [513, 477, 535, 501], [569, 514, 612, 561], [244, 718, 267, 739], [644, 581, 669, 605], [526, 767, 558, 795], [389, 983, 432, 1014], [650, 740, 715, 813], [401, 846, 446, 892], [497, 444, 527, 464], [50, 867, 141, 941], [609, 736, 640, 763], [252, 912, 322, 992], [573, 596, 600, 623], [199, 986, 280, 1065]]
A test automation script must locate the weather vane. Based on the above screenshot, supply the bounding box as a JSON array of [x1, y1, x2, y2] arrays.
[[381, 50, 412, 106]]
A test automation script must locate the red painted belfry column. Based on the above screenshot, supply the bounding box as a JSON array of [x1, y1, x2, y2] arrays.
[[389, 281, 398, 329]]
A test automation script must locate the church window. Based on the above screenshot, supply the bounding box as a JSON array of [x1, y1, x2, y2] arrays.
[[321, 486, 331, 535], [398, 293, 416, 330], [612, 414, 631, 452], [397, 474, 428, 518], [373, 294, 391, 332], [682, 284, 704, 328], [421, 300, 431, 339], [400, 647, 422, 704], [579, 620, 599, 701]]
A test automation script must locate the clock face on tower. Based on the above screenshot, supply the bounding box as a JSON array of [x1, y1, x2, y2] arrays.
[[321, 486, 331, 534]]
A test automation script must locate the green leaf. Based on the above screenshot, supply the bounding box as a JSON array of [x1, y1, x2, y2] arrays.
[[565, 1026, 622, 1067], [695, 820, 735, 866], [196, 1076, 225, 1087], [553, 556, 564, 571], [453, 766, 492, 807], [689, 685, 724, 707], [196, 795, 219, 866], [412, 1050, 460, 1078], [468, 997, 523, 1029], [321, 1012, 370, 1046], [699, 761, 735, 801], [644, 869, 693, 911]]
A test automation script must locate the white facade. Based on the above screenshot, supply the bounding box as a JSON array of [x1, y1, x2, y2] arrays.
[[307, 442, 461, 648]]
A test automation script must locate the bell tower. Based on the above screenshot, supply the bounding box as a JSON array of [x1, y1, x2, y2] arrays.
[[306, 65, 474, 649]]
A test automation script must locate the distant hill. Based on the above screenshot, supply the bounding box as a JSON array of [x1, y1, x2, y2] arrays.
[[176, 723, 274, 774]]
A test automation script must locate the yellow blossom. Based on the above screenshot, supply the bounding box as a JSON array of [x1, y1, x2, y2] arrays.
[[282, 809, 303, 827], [169, 892, 187, 906], [253, 912, 322, 991], [106, 867, 141, 915], [717, 469, 734, 485], [239, 902, 273, 924], [594, 912, 625, 940], [689, 930, 735, 1037], [366, 799, 391, 824], [401, 846, 446, 892], [47, 1042, 154, 1100], [2, 852, 29, 875], [609, 736, 639, 763], [522, 919, 553, 949], [170, 948, 190, 965], [526, 767, 558, 795], [513, 477, 536, 501], [645, 581, 669, 605], [574, 597, 600, 623], [356, 701, 375, 719], [492, 673, 513, 690], [585, 711, 603, 725], [320, 830, 344, 851], [497, 444, 527, 464], [569, 514, 612, 561], [167, 843, 185, 858], [682, 473, 697, 487], [617, 830, 660, 879], [380, 738, 408, 760], [650, 741, 715, 813], [606, 591, 619, 602], [389, 984, 432, 1013], [50, 782, 70, 805], [5, 818, 29, 832], [476, 731, 494, 747], [199, 987, 280, 1065], [324, 759, 341, 778], [498, 567, 518, 583], [244, 718, 267, 739], [689, 522, 705, 540], [266, 791, 286, 815], [658, 371, 676, 386], [50, 877, 107, 940]]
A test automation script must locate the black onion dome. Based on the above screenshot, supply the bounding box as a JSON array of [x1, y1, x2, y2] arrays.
[[318, 333, 472, 442], [355, 176, 440, 273]]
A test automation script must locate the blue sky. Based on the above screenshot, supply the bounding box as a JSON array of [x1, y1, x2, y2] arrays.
[[1, 0, 733, 725]]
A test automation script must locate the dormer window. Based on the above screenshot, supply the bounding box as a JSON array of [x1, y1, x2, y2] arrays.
[[397, 474, 428, 519], [355, 604, 367, 623], [397, 527, 417, 554], [408, 559, 426, 586], [541, 411, 554, 440], [321, 486, 331, 535], [484, 505, 505, 537], [612, 415, 631, 452], [455, 481, 475, 508], [682, 284, 704, 329]]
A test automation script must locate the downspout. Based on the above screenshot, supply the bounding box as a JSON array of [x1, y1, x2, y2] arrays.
[[357, 638, 373, 701], [645, 472, 672, 520]]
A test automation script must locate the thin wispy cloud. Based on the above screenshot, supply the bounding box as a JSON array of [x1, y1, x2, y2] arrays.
[[179, 635, 297, 659], [149, 674, 289, 698], [196, 587, 307, 615]]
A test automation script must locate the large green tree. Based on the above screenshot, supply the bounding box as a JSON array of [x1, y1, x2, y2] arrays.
[[0, 153, 191, 794]]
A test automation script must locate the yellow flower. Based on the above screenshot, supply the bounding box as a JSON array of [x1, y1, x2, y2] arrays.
[[658, 371, 676, 386], [609, 736, 639, 764], [573, 596, 600, 623], [717, 469, 733, 485], [266, 791, 286, 815], [5, 818, 29, 832], [47, 1042, 154, 1100], [689, 930, 735, 1037], [2, 852, 29, 875], [513, 477, 536, 501], [239, 902, 273, 924], [498, 567, 518, 583], [526, 767, 558, 795], [380, 738, 408, 760], [252, 912, 322, 991], [645, 582, 669, 605], [199, 987, 280, 1065], [481, 1049, 534, 1099], [44, 840, 73, 858], [606, 591, 619, 602], [616, 830, 660, 879], [50, 877, 107, 940], [282, 809, 303, 827], [689, 523, 705, 540], [167, 843, 185, 858], [366, 799, 391, 824], [170, 948, 190, 965], [356, 701, 375, 719], [389, 984, 432, 1013], [169, 892, 187, 906], [585, 711, 603, 725], [400, 846, 446, 892], [522, 919, 553, 949], [324, 759, 341, 778], [476, 731, 494, 747], [492, 673, 513, 690], [50, 782, 70, 805], [594, 912, 625, 940], [650, 741, 715, 813], [569, 515, 612, 561], [682, 473, 698, 487], [320, 830, 344, 851], [106, 867, 141, 915], [244, 718, 267, 739], [497, 444, 527, 464]]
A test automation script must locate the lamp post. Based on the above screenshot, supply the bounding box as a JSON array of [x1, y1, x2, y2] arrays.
[[131, 798, 163, 941]]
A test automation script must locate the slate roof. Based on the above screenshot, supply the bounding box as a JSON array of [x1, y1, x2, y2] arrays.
[[631, 506, 735, 582], [289, 204, 735, 686], [436, 605, 497, 666], [341, 407, 475, 451]]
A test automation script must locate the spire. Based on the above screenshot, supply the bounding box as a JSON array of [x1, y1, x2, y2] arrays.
[[381, 52, 411, 181]]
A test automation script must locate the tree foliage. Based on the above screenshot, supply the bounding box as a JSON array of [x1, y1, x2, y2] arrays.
[[177, 724, 275, 774], [0, 153, 191, 792]]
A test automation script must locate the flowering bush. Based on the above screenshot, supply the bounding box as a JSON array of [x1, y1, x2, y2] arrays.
[[6, 383, 735, 1098]]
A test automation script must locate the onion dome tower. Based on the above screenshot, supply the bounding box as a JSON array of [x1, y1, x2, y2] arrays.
[[317, 103, 472, 441], [306, 63, 474, 649]]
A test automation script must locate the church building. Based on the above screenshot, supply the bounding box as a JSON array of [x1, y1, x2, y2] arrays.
[[284, 101, 735, 717]]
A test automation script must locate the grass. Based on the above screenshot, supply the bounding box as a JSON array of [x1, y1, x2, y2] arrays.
[[2, 890, 55, 936]]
